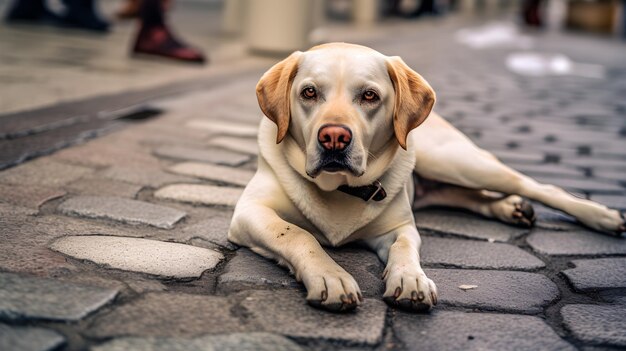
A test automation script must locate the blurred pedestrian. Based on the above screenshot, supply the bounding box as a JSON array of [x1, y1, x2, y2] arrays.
[[117, 0, 206, 64], [522, 0, 544, 27], [5, 0, 110, 32]]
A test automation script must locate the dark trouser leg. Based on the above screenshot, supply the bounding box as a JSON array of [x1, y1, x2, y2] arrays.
[[5, 0, 55, 22], [60, 0, 110, 32]]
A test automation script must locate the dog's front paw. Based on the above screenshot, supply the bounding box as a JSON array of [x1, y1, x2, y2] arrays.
[[382, 267, 437, 312], [302, 268, 363, 312]]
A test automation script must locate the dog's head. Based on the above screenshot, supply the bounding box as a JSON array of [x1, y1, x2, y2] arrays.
[[256, 43, 435, 187]]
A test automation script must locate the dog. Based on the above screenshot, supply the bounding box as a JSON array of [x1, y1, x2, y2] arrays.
[[228, 43, 625, 312]]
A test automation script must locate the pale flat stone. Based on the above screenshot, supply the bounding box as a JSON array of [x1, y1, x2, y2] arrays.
[[186, 119, 258, 137], [50, 236, 223, 278], [0, 272, 118, 321], [155, 184, 242, 207], [102, 166, 198, 188], [58, 196, 186, 229], [208, 136, 258, 155], [154, 146, 251, 166], [92, 333, 304, 351], [168, 162, 254, 187], [0, 324, 65, 351], [65, 178, 142, 198]]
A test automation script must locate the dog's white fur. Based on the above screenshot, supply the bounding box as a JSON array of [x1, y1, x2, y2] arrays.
[[228, 43, 625, 312]]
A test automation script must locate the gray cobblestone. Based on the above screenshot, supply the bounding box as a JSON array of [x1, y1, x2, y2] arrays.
[[421, 236, 545, 270], [424, 269, 559, 313], [0, 159, 93, 187], [0, 183, 65, 209], [0, 323, 66, 351], [394, 311, 574, 351], [0, 272, 118, 321], [240, 290, 387, 345], [88, 293, 243, 338], [562, 258, 626, 292], [561, 304, 626, 347], [416, 209, 528, 242], [59, 196, 186, 229], [328, 248, 385, 297], [527, 229, 626, 256], [180, 211, 238, 250], [218, 249, 298, 292], [50, 235, 223, 278]]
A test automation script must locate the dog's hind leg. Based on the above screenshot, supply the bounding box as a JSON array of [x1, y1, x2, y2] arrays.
[[411, 114, 625, 234], [413, 183, 535, 227]]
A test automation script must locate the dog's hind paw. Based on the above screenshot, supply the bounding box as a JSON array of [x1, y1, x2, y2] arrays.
[[490, 195, 536, 228]]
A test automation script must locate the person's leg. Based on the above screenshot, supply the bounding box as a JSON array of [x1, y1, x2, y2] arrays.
[[60, 0, 109, 32], [5, 0, 57, 22], [132, 0, 205, 63]]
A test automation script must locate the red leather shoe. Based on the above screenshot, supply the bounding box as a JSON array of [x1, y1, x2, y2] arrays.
[[132, 25, 206, 64]]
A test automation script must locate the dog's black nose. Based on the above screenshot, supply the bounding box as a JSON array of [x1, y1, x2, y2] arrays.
[[318, 124, 352, 151]]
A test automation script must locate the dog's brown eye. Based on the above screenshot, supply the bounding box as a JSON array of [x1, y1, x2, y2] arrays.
[[363, 90, 378, 101], [302, 87, 317, 99]]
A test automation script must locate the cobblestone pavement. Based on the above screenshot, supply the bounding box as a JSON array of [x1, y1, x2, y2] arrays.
[[1, 12, 626, 351]]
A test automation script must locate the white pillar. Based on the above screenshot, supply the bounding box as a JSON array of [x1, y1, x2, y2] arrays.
[[353, 0, 378, 26], [246, 0, 313, 54], [222, 0, 247, 36]]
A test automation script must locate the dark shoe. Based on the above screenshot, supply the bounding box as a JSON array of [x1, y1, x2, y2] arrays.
[[5, 0, 60, 24], [133, 25, 206, 64], [59, 0, 110, 32]]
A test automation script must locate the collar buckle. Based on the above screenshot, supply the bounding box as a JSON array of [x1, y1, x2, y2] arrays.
[[367, 180, 384, 201]]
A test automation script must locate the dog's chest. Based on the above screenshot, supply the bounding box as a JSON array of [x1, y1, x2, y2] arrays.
[[288, 185, 387, 246]]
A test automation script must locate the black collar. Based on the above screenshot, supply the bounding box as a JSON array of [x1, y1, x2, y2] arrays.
[[337, 180, 387, 202]]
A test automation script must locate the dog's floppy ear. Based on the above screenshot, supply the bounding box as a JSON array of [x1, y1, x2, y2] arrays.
[[386, 56, 436, 149], [256, 51, 302, 144]]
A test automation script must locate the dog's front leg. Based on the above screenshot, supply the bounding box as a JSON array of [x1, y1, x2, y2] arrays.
[[364, 225, 438, 312], [229, 205, 362, 312]]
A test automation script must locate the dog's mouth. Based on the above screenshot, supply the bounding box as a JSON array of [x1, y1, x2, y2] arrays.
[[307, 152, 363, 178]]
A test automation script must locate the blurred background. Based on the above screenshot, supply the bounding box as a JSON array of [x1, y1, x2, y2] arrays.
[[1, 0, 624, 115]]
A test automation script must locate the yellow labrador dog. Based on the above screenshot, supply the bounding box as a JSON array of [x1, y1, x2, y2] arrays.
[[228, 43, 625, 312]]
